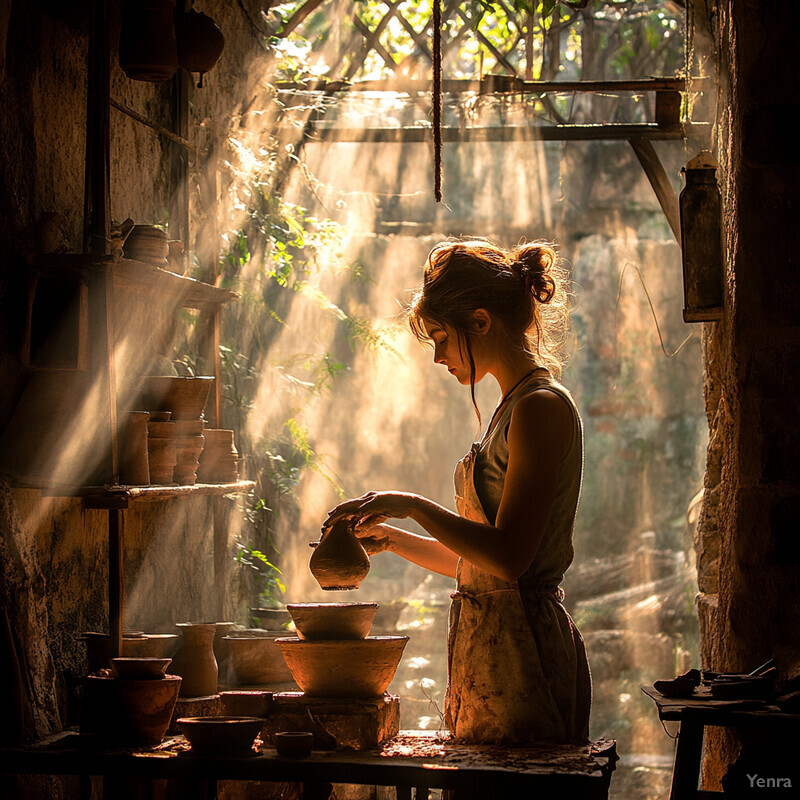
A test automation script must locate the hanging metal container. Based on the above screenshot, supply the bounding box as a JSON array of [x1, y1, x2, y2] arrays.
[[118, 0, 178, 83], [679, 151, 725, 322], [174, 8, 225, 88]]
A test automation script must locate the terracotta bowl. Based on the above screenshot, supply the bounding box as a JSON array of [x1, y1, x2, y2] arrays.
[[287, 602, 379, 641], [177, 716, 263, 755], [224, 632, 294, 686], [141, 376, 214, 420], [276, 635, 409, 697], [111, 657, 171, 680]]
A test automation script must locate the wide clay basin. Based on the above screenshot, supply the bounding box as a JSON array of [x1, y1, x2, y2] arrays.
[[177, 716, 263, 755], [287, 602, 379, 641], [111, 657, 171, 680], [276, 635, 409, 698], [224, 632, 293, 685]]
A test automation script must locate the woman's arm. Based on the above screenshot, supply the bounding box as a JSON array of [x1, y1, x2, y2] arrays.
[[325, 388, 573, 582], [357, 523, 459, 579]]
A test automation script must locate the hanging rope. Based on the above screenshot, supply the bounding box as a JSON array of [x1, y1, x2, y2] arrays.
[[432, 0, 443, 203]]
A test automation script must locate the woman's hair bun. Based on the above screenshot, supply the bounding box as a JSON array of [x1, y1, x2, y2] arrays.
[[512, 242, 557, 304]]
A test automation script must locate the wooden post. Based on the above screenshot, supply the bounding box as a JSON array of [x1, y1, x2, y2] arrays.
[[108, 509, 123, 659]]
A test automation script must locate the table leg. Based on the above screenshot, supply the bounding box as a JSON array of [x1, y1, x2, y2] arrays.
[[396, 787, 412, 800], [414, 788, 429, 800], [669, 710, 704, 800]]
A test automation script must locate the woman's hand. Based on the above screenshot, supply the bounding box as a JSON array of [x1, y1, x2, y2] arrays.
[[352, 522, 395, 555], [323, 491, 418, 532]]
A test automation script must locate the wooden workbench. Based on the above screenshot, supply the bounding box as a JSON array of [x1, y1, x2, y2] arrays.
[[1, 730, 617, 799]]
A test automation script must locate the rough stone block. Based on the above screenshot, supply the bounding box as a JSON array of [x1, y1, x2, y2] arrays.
[[261, 692, 400, 751]]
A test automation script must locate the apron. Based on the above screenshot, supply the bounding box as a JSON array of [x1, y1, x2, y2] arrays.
[[444, 441, 591, 745]]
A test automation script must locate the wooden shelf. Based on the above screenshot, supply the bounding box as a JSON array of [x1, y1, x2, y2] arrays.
[[34, 254, 238, 311], [32, 481, 259, 508]]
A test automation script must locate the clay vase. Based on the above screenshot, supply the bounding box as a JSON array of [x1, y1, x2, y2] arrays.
[[172, 433, 204, 485], [197, 428, 239, 483], [171, 623, 218, 697], [309, 520, 371, 591], [119, 411, 150, 485]]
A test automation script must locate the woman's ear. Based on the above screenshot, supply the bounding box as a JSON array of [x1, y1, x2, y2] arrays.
[[472, 308, 492, 335]]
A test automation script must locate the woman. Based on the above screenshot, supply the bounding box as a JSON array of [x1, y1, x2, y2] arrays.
[[323, 238, 591, 745]]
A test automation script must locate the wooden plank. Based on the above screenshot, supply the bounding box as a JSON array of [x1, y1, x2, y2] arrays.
[[110, 99, 195, 151], [301, 123, 690, 143], [275, 77, 695, 94], [628, 137, 683, 243]]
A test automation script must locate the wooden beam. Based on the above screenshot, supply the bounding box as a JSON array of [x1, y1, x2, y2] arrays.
[[628, 137, 681, 242], [275, 76, 697, 94], [110, 99, 195, 151], [300, 122, 691, 144]]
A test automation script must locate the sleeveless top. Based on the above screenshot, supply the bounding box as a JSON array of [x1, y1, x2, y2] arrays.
[[445, 371, 592, 744], [473, 371, 583, 597]]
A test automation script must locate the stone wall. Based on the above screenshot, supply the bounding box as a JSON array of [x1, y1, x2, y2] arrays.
[[0, 0, 267, 748], [689, 0, 800, 789]]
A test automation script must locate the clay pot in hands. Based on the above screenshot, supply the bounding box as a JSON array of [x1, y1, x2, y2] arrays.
[[171, 623, 218, 697], [309, 520, 370, 591]]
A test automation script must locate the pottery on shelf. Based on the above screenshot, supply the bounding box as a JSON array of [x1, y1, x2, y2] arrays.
[[170, 623, 218, 697], [287, 602, 379, 641], [275, 731, 313, 758], [123, 225, 170, 264], [80, 631, 148, 674], [197, 428, 239, 483], [111, 657, 171, 680], [119, 411, 150, 485], [250, 607, 292, 629], [276, 635, 409, 698], [81, 674, 181, 745], [137, 633, 179, 659], [224, 631, 293, 686], [141, 375, 214, 420], [146, 435, 176, 484], [172, 433, 204, 485], [177, 716, 262, 756], [309, 519, 371, 591]]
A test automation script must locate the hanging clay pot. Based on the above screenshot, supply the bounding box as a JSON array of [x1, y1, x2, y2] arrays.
[[118, 0, 179, 83], [309, 520, 371, 591], [119, 411, 150, 485], [174, 8, 225, 88], [171, 623, 218, 697]]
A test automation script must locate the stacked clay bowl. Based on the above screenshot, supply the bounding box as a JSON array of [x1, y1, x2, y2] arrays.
[[123, 225, 169, 265], [277, 602, 407, 697], [141, 377, 213, 485], [147, 413, 176, 484], [287, 602, 379, 641], [276, 635, 408, 698]]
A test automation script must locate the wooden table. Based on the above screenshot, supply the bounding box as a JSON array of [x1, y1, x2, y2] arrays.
[[0, 730, 617, 800], [642, 685, 800, 800]]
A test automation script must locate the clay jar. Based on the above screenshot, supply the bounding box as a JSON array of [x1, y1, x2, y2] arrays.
[[171, 623, 218, 697], [309, 520, 371, 591], [81, 674, 181, 745], [147, 415, 176, 484], [119, 411, 150, 485], [197, 428, 239, 483]]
